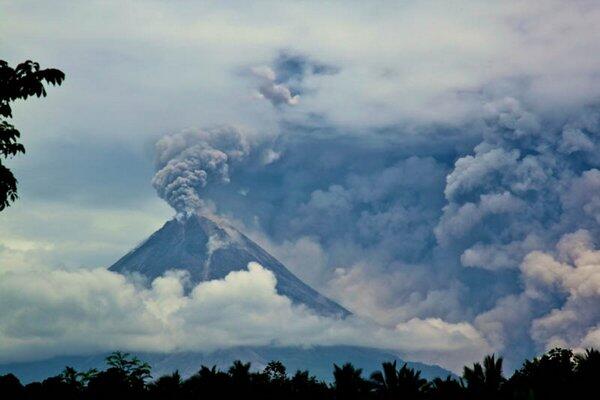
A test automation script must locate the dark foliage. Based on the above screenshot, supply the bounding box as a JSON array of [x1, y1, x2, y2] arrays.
[[370, 361, 428, 399], [0, 59, 64, 210], [333, 362, 371, 400], [1, 348, 599, 399], [462, 354, 504, 400]]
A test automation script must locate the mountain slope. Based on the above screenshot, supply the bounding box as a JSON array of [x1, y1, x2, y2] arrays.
[[109, 213, 350, 317], [0, 346, 454, 383]]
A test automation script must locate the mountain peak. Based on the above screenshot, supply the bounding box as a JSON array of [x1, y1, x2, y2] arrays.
[[109, 213, 350, 318]]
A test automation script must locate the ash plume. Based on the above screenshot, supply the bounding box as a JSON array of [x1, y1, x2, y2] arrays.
[[152, 126, 251, 215]]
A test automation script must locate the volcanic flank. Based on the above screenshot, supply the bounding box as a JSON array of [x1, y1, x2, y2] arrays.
[[109, 213, 351, 318]]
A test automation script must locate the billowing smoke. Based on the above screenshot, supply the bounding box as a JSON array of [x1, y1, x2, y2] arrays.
[[523, 230, 600, 352], [433, 98, 600, 362], [250, 51, 339, 107], [251, 66, 300, 106], [161, 95, 600, 369], [144, 95, 600, 369], [436, 98, 600, 276], [152, 126, 252, 214]]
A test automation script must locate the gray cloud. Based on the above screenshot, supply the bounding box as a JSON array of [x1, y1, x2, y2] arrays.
[[250, 51, 339, 107], [251, 65, 300, 106]]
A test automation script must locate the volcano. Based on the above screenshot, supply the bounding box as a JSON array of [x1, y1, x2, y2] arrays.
[[109, 213, 350, 318], [1, 214, 457, 383]]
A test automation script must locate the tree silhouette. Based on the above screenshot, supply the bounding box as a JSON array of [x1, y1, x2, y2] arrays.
[[105, 351, 152, 384], [147, 370, 181, 400], [574, 348, 600, 395], [228, 359, 251, 383], [182, 365, 229, 399], [6, 347, 600, 400], [371, 361, 429, 399], [0, 373, 25, 399], [40, 375, 79, 399], [427, 376, 465, 400], [508, 348, 574, 400], [264, 360, 287, 382], [332, 363, 369, 400], [61, 365, 98, 392], [462, 354, 504, 400], [85, 351, 152, 399], [0, 59, 64, 210], [261, 360, 289, 399], [290, 369, 329, 400], [228, 360, 252, 397]]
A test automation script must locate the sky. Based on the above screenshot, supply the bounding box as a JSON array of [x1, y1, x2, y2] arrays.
[[3, 0, 600, 372]]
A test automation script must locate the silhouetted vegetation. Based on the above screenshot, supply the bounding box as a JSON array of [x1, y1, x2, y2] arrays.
[[0, 59, 64, 210], [2, 348, 599, 399]]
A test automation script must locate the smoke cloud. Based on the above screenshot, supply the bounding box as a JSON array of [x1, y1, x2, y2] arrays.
[[152, 127, 253, 214], [163, 97, 600, 369], [250, 51, 338, 107], [133, 94, 600, 370], [251, 66, 299, 107]]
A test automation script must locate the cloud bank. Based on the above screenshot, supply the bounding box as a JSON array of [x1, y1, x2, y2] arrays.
[[0, 262, 489, 372]]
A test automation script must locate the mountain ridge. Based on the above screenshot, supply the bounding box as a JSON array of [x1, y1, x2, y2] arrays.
[[0, 346, 454, 383]]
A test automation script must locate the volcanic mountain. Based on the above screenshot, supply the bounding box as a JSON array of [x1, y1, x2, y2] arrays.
[[109, 213, 350, 318], [0, 214, 456, 383]]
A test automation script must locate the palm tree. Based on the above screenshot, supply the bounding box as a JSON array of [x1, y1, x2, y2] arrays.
[[333, 363, 368, 400], [371, 361, 428, 399], [228, 360, 253, 397], [574, 348, 600, 396], [229, 360, 252, 382], [60, 366, 82, 389], [574, 348, 600, 376], [60, 366, 97, 392], [105, 351, 152, 384], [371, 361, 399, 398], [463, 354, 504, 400], [427, 376, 465, 400]]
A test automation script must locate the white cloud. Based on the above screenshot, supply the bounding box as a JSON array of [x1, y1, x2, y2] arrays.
[[0, 262, 490, 372], [521, 230, 600, 351]]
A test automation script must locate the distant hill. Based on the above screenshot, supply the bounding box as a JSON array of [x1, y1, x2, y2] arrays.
[[0, 346, 454, 383]]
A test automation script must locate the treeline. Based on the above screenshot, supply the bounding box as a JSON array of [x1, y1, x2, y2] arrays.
[[1, 348, 599, 399]]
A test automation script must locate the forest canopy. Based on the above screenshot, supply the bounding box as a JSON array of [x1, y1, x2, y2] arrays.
[[1, 347, 598, 400]]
